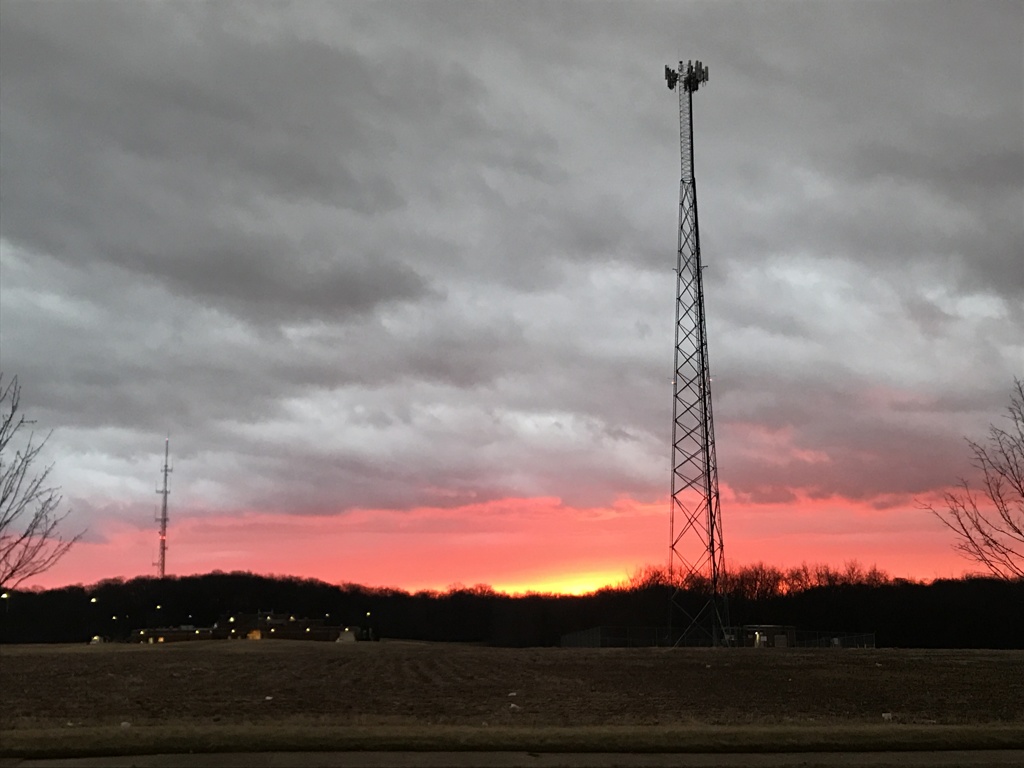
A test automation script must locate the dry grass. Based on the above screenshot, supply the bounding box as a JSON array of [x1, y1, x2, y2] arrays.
[[2, 641, 1023, 757]]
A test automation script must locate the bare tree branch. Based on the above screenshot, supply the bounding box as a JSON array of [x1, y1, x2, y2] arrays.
[[0, 374, 84, 589], [924, 379, 1024, 579]]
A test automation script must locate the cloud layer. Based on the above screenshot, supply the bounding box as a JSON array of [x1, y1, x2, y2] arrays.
[[1, 0, 1020, 588]]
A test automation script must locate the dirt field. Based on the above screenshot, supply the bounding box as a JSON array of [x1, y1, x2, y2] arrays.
[[2, 640, 1022, 732]]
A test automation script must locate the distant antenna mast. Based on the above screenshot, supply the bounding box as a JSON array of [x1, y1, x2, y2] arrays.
[[155, 437, 172, 579], [664, 60, 730, 646]]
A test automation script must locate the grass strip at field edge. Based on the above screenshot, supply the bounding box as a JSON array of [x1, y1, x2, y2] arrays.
[[2, 724, 1024, 758]]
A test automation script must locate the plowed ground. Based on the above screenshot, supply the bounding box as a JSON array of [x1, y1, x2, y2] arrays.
[[1, 641, 1022, 730]]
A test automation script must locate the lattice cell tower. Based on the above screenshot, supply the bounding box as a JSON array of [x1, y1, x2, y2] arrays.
[[155, 437, 172, 579], [664, 60, 730, 646]]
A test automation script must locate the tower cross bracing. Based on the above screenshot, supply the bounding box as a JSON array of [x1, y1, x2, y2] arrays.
[[665, 60, 730, 646]]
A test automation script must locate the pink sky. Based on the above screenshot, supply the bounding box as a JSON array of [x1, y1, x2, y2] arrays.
[[27, 488, 973, 594]]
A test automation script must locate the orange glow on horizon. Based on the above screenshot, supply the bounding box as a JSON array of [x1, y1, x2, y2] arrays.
[[22, 489, 977, 592], [492, 569, 629, 596]]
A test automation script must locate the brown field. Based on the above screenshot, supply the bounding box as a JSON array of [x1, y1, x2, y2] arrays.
[[2, 641, 1023, 756]]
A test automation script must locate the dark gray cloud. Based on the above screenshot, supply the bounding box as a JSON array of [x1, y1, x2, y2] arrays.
[[0, 0, 1020, 562]]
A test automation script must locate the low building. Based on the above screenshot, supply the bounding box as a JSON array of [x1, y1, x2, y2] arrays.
[[738, 624, 796, 648], [225, 611, 343, 641], [130, 626, 228, 643], [130, 610, 374, 643]]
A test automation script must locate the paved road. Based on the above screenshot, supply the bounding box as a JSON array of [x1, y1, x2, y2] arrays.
[[3, 752, 1024, 768]]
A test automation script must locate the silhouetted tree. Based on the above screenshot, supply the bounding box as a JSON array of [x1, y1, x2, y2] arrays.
[[927, 380, 1024, 579], [0, 375, 82, 589], [728, 562, 785, 600], [3, 569, 1022, 647], [623, 563, 684, 590]]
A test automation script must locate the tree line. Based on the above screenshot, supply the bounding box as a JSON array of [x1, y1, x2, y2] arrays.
[[2, 377, 1021, 649], [1, 565, 1021, 648]]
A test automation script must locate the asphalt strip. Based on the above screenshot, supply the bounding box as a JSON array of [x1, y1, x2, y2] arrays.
[[3, 752, 1024, 768]]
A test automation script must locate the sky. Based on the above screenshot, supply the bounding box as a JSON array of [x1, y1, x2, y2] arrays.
[[1, 0, 1021, 594]]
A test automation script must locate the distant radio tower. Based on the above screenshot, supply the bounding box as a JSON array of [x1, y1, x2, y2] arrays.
[[155, 437, 172, 579], [664, 60, 730, 646]]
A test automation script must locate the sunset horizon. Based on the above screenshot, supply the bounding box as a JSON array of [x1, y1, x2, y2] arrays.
[[2, 2, 1020, 597], [17, 488, 985, 594]]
